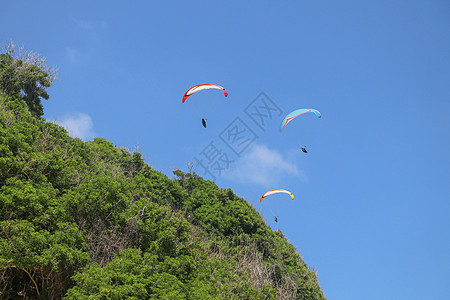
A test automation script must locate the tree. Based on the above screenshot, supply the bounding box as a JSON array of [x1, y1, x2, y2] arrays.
[[0, 42, 57, 118]]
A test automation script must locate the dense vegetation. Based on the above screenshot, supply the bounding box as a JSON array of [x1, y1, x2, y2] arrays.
[[0, 45, 325, 299]]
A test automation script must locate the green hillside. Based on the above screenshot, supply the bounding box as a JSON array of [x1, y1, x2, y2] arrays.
[[0, 46, 325, 299]]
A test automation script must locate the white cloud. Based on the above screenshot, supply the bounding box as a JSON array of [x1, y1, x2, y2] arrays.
[[54, 113, 95, 141], [225, 144, 306, 186], [71, 17, 107, 30], [66, 18, 107, 65], [65, 47, 79, 64]]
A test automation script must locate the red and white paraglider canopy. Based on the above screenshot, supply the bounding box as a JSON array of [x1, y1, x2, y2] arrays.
[[182, 83, 228, 103]]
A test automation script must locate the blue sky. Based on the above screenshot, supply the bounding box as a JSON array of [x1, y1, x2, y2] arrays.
[[2, 1, 449, 298]]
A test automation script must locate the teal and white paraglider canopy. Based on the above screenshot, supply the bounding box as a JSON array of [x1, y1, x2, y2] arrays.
[[280, 108, 321, 132]]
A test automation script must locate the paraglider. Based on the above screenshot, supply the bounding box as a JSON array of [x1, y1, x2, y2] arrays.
[[301, 146, 307, 153], [260, 189, 294, 202], [182, 83, 228, 128], [280, 108, 321, 132], [260, 190, 294, 222], [182, 83, 228, 103]]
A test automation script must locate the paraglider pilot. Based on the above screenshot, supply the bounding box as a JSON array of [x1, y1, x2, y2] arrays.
[[202, 118, 207, 128], [301, 146, 307, 153], [274, 216, 278, 222]]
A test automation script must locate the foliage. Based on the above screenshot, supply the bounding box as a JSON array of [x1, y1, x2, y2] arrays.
[[0, 46, 325, 299], [0, 42, 57, 118]]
